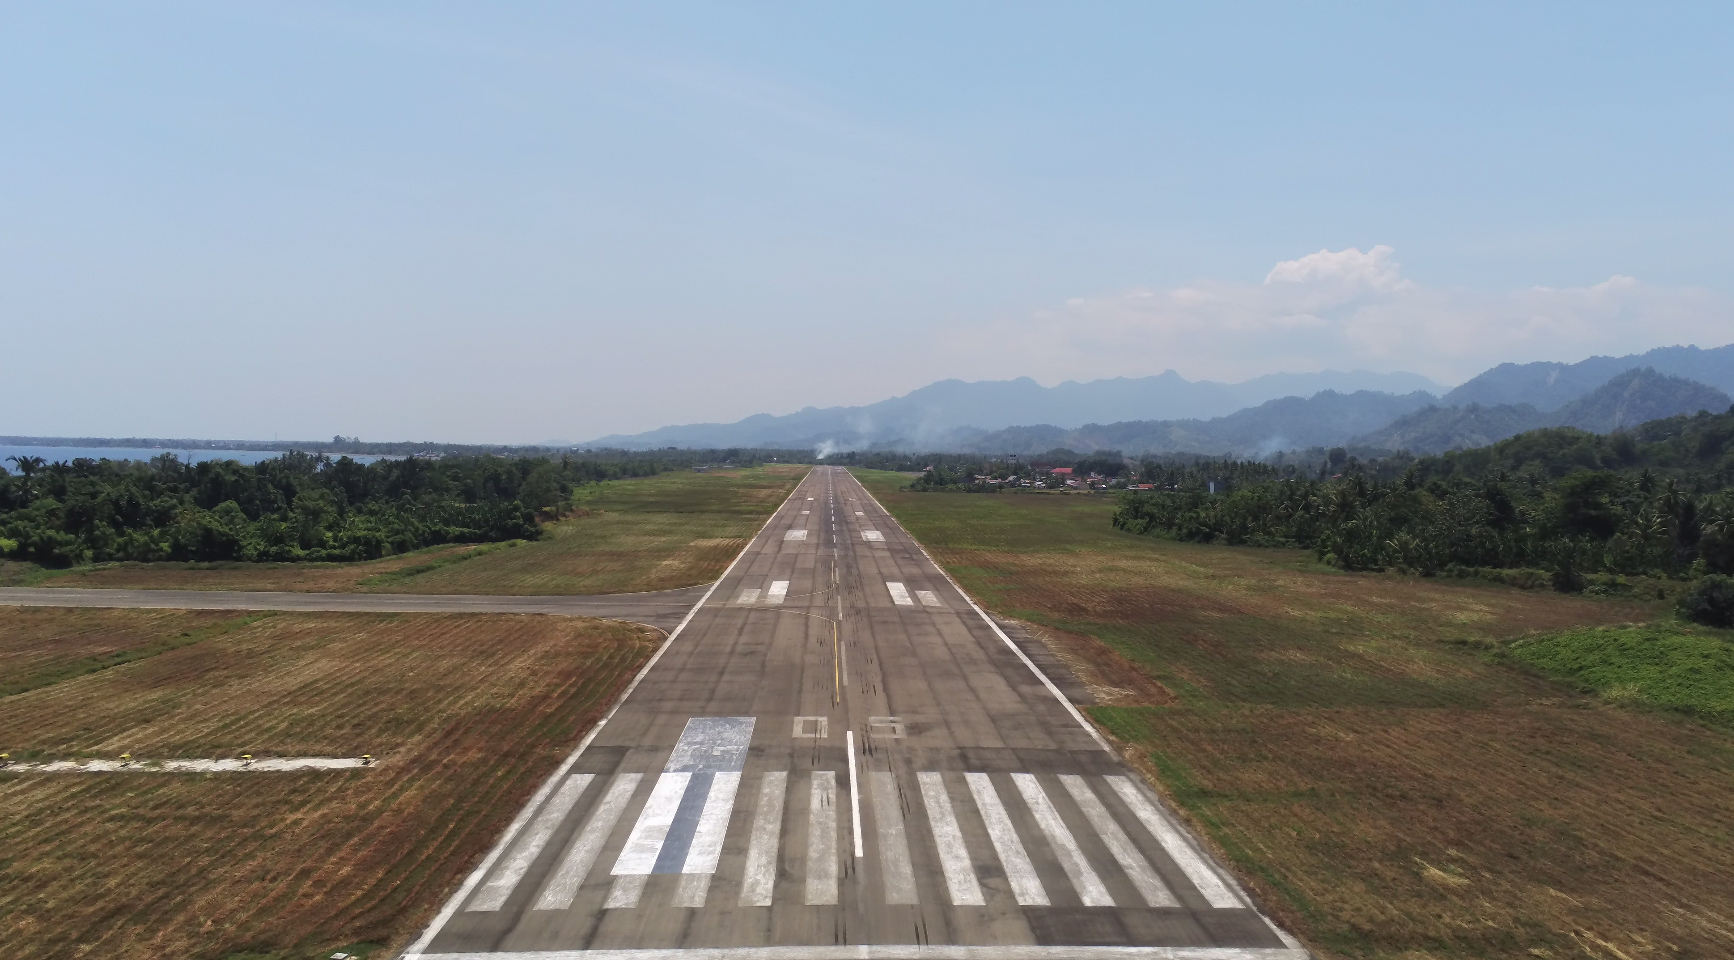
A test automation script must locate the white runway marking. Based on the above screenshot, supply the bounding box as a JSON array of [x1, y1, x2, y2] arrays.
[[739, 772, 787, 906], [784, 529, 808, 541], [801, 510, 810, 514], [735, 588, 761, 605], [604, 874, 646, 908], [806, 497, 815, 500], [469, 774, 595, 911], [855, 510, 864, 516], [1106, 775, 1241, 907], [862, 530, 884, 542], [915, 590, 942, 607], [765, 581, 790, 605], [807, 771, 839, 905], [1013, 773, 1113, 906], [534, 773, 642, 910], [612, 772, 691, 875], [684, 771, 742, 874], [870, 772, 918, 904], [1061, 775, 1177, 907], [672, 872, 710, 908], [846, 731, 864, 859], [966, 772, 1047, 905], [885, 581, 914, 606], [918, 772, 984, 906]]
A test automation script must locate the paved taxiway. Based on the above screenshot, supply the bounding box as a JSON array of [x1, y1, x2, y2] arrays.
[[406, 467, 1304, 959]]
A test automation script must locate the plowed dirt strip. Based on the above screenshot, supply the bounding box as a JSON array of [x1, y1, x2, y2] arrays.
[[0, 607, 235, 697], [0, 612, 658, 960], [855, 471, 1734, 960]]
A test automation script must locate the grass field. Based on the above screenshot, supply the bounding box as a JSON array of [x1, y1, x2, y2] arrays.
[[854, 470, 1734, 960], [0, 608, 658, 959], [26, 465, 806, 595]]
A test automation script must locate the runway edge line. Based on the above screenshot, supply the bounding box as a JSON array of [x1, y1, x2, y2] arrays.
[[401, 469, 814, 959]]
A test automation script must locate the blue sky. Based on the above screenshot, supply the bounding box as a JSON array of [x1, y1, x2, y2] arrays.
[[3, 2, 1730, 443]]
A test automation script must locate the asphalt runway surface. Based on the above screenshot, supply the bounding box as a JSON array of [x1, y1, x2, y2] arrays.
[[405, 467, 1305, 959], [0, 585, 710, 632]]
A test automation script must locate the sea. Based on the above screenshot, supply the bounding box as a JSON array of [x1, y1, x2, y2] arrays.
[[0, 445, 391, 473]]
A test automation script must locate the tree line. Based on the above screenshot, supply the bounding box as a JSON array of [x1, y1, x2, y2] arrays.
[[1111, 408, 1734, 589], [0, 451, 672, 567]]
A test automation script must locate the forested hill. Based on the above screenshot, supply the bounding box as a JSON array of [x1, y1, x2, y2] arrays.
[[1111, 404, 1734, 585], [1352, 368, 1732, 455], [0, 452, 668, 567], [1413, 402, 1734, 483]]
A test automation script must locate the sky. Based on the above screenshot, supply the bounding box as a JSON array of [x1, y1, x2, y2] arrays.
[[3, 2, 1731, 444]]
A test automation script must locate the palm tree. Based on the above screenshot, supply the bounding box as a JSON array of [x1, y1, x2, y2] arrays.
[[5, 455, 46, 502]]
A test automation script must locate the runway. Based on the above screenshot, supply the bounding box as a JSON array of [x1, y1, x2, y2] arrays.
[[0, 584, 710, 632], [406, 467, 1304, 959]]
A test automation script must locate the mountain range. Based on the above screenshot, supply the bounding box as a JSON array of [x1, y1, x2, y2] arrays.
[[1352, 369, 1733, 454], [582, 370, 1442, 450], [586, 343, 1734, 457]]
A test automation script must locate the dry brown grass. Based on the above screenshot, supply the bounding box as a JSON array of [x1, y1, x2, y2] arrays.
[[0, 607, 236, 699], [0, 610, 658, 959], [858, 471, 1734, 960]]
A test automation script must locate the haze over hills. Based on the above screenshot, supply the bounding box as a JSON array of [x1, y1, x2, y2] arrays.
[[582, 369, 1443, 450], [583, 344, 1734, 458], [1353, 368, 1734, 454], [1442, 344, 1734, 411]]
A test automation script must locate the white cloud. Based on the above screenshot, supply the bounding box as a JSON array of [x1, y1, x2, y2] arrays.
[[953, 248, 1730, 386]]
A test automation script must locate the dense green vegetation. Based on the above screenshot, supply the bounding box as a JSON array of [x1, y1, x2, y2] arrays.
[[1113, 408, 1734, 586], [1504, 624, 1734, 726], [0, 451, 676, 566]]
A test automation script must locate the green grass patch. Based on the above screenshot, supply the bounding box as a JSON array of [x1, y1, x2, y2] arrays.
[[0, 612, 274, 700], [1505, 623, 1734, 726], [356, 540, 524, 587]]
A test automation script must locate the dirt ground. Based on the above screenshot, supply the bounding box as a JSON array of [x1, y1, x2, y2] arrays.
[[858, 472, 1734, 960], [0, 609, 658, 959]]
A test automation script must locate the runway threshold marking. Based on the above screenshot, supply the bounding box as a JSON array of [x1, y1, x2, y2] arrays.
[[917, 772, 985, 906], [1106, 775, 1242, 908], [739, 771, 787, 906], [870, 771, 919, 904], [966, 772, 1048, 905], [468, 774, 595, 911], [530, 773, 641, 911], [1061, 774, 1177, 907], [807, 771, 839, 905], [1013, 772, 1113, 906]]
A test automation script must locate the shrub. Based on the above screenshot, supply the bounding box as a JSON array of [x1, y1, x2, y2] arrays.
[[1676, 575, 1734, 628]]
